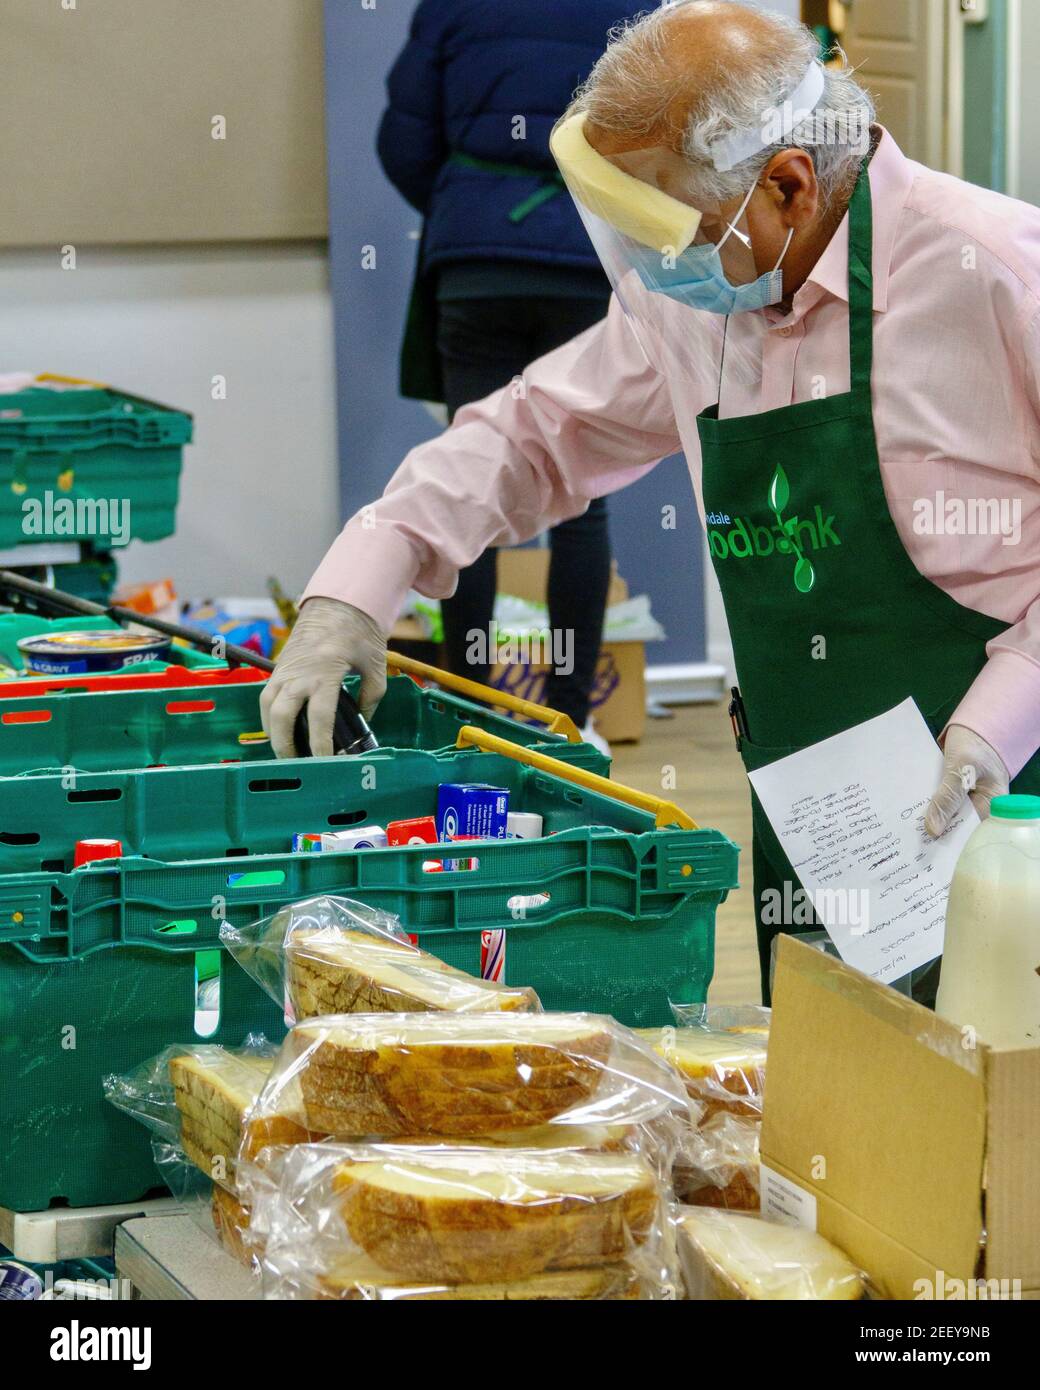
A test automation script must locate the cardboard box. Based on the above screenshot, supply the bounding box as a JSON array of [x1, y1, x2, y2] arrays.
[[760, 935, 1040, 1300], [490, 548, 645, 744], [389, 548, 648, 742]]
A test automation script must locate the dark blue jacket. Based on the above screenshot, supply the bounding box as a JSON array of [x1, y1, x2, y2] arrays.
[[377, 0, 648, 274]]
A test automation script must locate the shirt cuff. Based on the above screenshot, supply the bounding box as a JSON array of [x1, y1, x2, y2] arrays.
[[947, 651, 1040, 781], [301, 519, 422, 635]]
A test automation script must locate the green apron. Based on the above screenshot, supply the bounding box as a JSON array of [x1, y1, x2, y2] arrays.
[[696, 164, 1040, 1003], [399, 155, 566, 404]]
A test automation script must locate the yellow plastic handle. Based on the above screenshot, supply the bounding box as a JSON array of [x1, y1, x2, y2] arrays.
[[387, 652, 581, 742], [35, 372, 111, 389], [455, 724, 698, 829]]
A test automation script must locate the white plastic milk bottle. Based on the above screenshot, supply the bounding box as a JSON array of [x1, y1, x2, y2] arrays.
[[936, 794, 1040, 1048]]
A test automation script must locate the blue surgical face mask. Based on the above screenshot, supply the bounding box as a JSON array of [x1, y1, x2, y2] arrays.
[[633, 180, 794, 316]]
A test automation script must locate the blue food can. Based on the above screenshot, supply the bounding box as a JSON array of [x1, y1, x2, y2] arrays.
[[17, 629, 172, 675], [0, 1260, 43, 1300]]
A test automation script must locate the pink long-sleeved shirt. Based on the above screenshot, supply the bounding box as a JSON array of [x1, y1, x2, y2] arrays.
[[305, 130, 1040, 779]]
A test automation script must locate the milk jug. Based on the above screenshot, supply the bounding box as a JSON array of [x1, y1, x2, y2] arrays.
[[936, 794, 1040, 1048]]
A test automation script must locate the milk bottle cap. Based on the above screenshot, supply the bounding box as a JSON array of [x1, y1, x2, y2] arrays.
[[990, 794, 1040, 821]]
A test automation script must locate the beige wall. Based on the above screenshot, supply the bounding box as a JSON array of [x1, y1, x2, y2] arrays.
[[0, 0, 326, 246]]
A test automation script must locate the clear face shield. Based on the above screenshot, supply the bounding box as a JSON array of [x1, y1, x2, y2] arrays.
[[548, 61, 827, 392]]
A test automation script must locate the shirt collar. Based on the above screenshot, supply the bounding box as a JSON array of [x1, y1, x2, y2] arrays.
[[796, 126, 914, 315]]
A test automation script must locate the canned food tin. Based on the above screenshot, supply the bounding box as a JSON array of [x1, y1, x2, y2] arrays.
[[0, 1260, 43, 1300], [17, 630, 172, 675]]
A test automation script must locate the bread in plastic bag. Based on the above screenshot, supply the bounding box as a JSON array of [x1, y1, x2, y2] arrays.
[[676, 1208, 864, 1301], [104, 1037, 275, 1182], [247, 1011, 689, 1146], [674, 1112, 760, 1211], [220, 894, 541, 1019], [636, 1014, 768, 1118], [210, 1180, 257, 1269], [241, 1141, 682, 1299], [103, 1037, 321, 1192]]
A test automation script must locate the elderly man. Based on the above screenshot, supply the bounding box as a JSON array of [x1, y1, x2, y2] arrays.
[[264, 1, 1040, 1000]]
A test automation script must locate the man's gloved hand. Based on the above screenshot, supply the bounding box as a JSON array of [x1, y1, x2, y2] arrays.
[[924, 724, 1009, 838], [260, 597, 387, 758]]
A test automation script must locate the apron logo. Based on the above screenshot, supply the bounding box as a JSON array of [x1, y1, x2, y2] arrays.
[[706, 465, 840, 592], [768, 464, 816, 593]]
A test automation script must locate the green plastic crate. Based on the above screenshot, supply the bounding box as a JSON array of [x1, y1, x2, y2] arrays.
[[0, 614, 223, 677], [7, 549, 119, 607], [0, 745, 738, 1209], [0, 383, 189, 548], [0, 671, 609, 776]]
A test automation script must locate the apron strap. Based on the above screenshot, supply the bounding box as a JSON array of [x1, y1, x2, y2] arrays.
[[846, 162, 875, 403]]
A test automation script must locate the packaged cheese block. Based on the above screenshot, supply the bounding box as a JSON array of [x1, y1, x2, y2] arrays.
[[674, 1112, 760, 1211], [317, 1255, 642, 1301], [286, 926, 540, 1017], [635, 1026, 766, 1118], [332, 1148, 659, 1284], [677, 1208, 864, 1301], [271, 1014, 617, 1138]]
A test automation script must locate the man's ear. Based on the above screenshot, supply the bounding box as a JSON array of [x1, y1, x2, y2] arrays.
[[762, 148, 819, 229]]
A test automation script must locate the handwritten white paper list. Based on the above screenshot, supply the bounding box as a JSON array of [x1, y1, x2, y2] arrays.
[[748, 699, 979, 983]]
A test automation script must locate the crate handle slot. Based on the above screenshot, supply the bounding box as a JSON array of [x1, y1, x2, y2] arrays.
[[157, 919, 197, 935], [454, 726, 698, 829], [165, 699, 216, 715], [386, 653, 581, 742], [193, 950, 221, 1037], [0, 831, 41, 846], [506, 892, 552, 912], [247, 777, 301, 793], [227, 869, 286, 888], [67, 787, 122, 804], [1, 709, 52, 726]]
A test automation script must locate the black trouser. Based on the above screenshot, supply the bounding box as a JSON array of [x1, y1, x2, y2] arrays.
[[436, 294, 612, 727]]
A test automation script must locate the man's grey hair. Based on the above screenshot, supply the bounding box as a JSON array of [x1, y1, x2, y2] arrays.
[[573, 0, 876, 209]]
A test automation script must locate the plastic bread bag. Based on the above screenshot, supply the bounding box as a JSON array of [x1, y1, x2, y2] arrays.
[[220, 894, 542, 1020], [243, 1013, 691, 1183], [635, 1017, 768, 1118], [146, 1137, 270, 1277], [676, 1208, 865, 1301], [673, 1111, 760, 1211], [240, 1140, 682, 1300], [669, 1002, 771, 1036], [102, 1034, 279, 1184]]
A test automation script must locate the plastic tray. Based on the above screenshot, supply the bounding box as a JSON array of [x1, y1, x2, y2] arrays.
[[0, 670, 609, 775]]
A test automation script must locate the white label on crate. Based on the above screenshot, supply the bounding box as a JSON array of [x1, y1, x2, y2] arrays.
[[759, 1164, 818, 1230]]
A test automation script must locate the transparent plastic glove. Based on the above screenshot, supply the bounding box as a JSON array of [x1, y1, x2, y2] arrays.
[[924, 724, 1009, 839], [260, 598, 387, 758]]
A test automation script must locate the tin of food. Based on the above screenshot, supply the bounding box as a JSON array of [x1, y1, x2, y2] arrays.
[[17, 630, 172, 675], [0, 1260, 43, 1300]]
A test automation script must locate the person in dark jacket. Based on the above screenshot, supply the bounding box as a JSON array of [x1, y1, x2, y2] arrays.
[[377, 0, 648, 743]]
